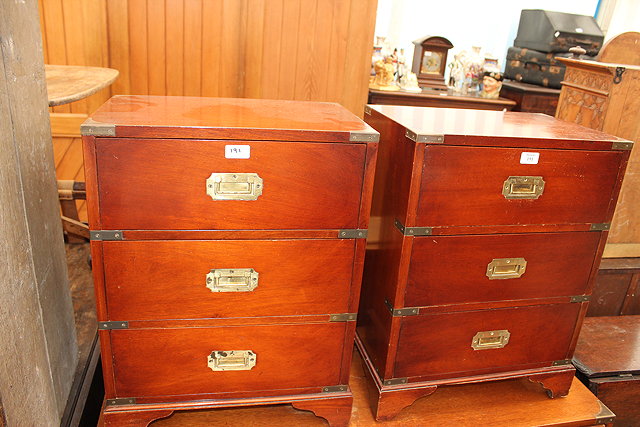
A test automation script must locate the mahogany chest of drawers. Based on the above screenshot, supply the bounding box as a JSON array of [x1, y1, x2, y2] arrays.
[[357, 105, 632, 420], [81, 95, 378, 426]]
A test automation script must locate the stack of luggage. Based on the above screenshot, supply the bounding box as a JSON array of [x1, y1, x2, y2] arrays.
[[504, 9, 604, 88]]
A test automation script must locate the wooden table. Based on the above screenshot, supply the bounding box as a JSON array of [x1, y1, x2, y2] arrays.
[[46, 64, 118, 106], [45, 65, 117, 425], [574, 316, 640, 426], [368, 88, 516, 111], [133, 348, 615, 426], [45, 65, 118, 243], [499, 80, 561, 116]]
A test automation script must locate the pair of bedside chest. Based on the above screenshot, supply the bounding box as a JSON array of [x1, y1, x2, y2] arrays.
[[82, 96, 631, 425]]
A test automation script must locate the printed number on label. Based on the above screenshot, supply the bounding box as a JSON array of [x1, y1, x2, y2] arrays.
[[520, 152, 540, 164], [225, 145, 251, 159]]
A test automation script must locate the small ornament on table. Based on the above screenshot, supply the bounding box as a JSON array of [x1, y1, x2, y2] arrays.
[[396, 48, 407, 82], [448, 51, 468, 93], [480, 71, 503, 99], [465, 46, 484, 92], [370, 56, 400, 91], [400, 72, 422, 92], [371, 45, 384, 77]]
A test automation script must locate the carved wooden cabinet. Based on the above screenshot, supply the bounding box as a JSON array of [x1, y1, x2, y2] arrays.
[[358, 105, 631, 420], [556, 58, 640, 256], [81, 95, 378, 426]]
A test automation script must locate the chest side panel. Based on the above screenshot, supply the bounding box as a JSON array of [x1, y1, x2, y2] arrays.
[[110, 323, 345, 397], [101, 239, 356, 320], [95, 139, 367, 230], [406, 231, 601, 307], [416, 145, 622, 227], [394, 303, 581, 379]]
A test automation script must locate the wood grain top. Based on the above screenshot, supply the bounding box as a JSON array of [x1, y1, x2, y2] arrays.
[[85, 95, 376, 142], [370, 104, 629, 146], [556, 57, 640, 72], [573, 315, 640, 377], [45, 65, 118, 106]]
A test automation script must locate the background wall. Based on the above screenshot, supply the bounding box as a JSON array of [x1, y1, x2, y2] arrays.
[[38, 0, 378, 116], [374, 0, 605, 77]]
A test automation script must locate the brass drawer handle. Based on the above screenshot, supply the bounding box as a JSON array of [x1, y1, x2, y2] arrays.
[[208, 350, 256, 371], [486, 258, 527, 280], [472, 330, 510, 350], [206, 268, 259, 292], [502, 176, 545, 199], [206, 173, 263, 201]]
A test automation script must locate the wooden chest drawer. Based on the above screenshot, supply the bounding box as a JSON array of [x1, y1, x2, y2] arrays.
[[357, 105, 630, 421], [94, 138, 368, 230], [405, 231, 601, 307], [100, 239, 357, 320], [417, 145, 623, 228], [108, 322, 347, 400], [84, 96, 378, 426], [394, 303, 581, 380]]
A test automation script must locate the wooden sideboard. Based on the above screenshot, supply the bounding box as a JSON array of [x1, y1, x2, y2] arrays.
[[368, 88, 516, 111]]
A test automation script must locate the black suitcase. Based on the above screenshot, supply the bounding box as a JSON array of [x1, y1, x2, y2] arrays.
[[514, 9, 604, 56], [504, 46, 595, 89]]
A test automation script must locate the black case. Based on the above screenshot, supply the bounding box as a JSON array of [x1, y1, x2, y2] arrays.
[[514, 10, 604, 56], [504, 46, 595, 89]]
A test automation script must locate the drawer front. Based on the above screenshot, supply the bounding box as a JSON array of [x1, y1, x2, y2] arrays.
[[95, 139, 367, 230], [109, 323, 346, 397], [394, 303, 580, 379], [417, 145, 622, 227], [101, 239, 356, 320], [405, 231, 601, 307]]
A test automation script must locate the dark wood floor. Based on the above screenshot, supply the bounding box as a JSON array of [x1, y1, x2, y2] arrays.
[[64, 243, 102, 426], [67, 243, 95, 362]]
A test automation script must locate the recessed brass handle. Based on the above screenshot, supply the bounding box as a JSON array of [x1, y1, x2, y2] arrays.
[[208, 350, 256, 371], [206, 173, 263, 201], [471, 330, 510, 350], [206, 268, 259, 292], [502, 176, 545, 199], [486, 258, 527, 280]]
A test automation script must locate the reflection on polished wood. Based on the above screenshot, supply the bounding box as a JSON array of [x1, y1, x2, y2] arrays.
[[368, 105, 626, 145], [147, 348, 613, 426]]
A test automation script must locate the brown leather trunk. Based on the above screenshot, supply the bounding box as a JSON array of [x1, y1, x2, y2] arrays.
[[82, 96, 378, 427], [358, 104, 631, 421]]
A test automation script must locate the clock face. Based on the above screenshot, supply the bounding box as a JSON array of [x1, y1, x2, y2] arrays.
[[421, 50, 442, 75]]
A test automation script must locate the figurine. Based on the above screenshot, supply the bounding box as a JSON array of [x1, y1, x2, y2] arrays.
[[480, 71, 503, 99], [465, 46, 484, 92], [449, 51, 467, 93], [370, 56, 399, 91], [400, 72, 422, 92]]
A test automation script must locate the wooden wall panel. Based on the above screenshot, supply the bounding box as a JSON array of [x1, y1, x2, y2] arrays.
[[39, 0, 377, 211], [37, 0, 377, 116]]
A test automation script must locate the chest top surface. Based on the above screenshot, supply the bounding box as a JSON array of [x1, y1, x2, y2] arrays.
[[573, 315, 640, 378], [83, 95, 377, 143], [369, 104, 629, 149]]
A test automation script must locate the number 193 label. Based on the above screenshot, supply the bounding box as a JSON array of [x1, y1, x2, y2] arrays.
[[225, 145, 251, 159]]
